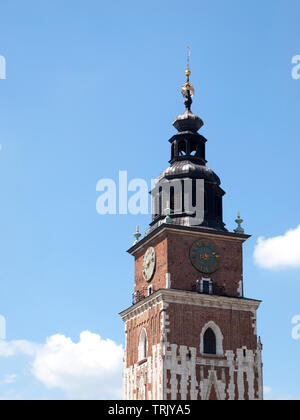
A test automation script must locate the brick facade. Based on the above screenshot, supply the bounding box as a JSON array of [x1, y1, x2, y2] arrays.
[[120, 225, 263, 400], [134, 227, 244, 298]]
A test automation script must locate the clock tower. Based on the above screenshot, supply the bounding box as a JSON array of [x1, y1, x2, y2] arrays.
[[120, 61, 263, 400]]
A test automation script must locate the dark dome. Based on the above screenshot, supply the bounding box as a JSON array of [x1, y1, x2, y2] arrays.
[[173, 110, 203, 132], [162, 160, 221, 185]]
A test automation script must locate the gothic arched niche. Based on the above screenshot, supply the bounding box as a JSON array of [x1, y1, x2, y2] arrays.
[[190, 141, 197, 156], [178, 140, 187, 156], [203, 328, 216, 355], [200, 321, 224, 356], [138, 328, 148, 361]]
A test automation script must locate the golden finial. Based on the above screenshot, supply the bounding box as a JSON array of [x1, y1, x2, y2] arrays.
[[182, 46, 194, 99], [234, 212, 244, 234]]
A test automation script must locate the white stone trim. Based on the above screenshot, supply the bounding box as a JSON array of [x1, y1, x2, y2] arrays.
[[120, 294, 164, 322], [161, 290, 261, 312], [166, 273, 171, 289], [201, 370, 225, 400], [121, 290, 262, 400], [237, 279, 243, 297], [123, 343, 163, 400]]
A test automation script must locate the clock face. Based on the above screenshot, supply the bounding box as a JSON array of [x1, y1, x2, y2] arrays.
[[190, 240, 221, 274], [142, 247, 156, 282]]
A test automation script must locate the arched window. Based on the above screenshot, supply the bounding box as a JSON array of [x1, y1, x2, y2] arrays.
[[158, 187, 162, 215], [170, 186, 174, 213], [200, 321, 223, 356], [138, 329, 148, 361], [190, 141, 197, 156], [181, 180, 185, 212], [203, 328, 216, 355], [178, 141, 187, 156], [192, 179, 196, 208]]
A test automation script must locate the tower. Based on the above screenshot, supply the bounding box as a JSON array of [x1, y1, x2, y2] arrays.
[[120, 56, 263, 400]]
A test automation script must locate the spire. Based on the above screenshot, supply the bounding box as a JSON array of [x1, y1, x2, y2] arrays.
[[181, 46, 195, 111], [146, 49, 227, 235], [173, 46, 203, 133]]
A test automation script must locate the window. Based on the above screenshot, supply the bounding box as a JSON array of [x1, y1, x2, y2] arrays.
[[202, 280, 210, 294], [200, 321, 224, 356], [203, 328, 216, 355], [170, 186, 174, 214], [138, 329, 148, 361], [190, 141, 197, 156], [200, 278, 213, 295], [158, 187, 162, 215], [178, 141, 187, 156], [192, 179, 196, 208]]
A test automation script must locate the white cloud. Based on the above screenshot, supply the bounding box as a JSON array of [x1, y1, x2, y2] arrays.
[[0, 331, 123, 399], [263, 386, 272, 395], [3, 374, 17, 384], [0, 340, 39, 357], [31, 331, 123, 399], [254, 225, 300, 269]]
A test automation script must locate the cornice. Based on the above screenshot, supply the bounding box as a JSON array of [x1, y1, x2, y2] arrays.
[[119, 292, 164, 323], [127, 224, 250, 256], [119, 288, 261, 323]]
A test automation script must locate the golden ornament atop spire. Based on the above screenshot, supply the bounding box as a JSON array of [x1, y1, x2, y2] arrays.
[[181, 46, 194, 99]]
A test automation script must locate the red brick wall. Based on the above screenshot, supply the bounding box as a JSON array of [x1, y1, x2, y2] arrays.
[[125, 303, 162, 368], [167, 231, 243, 297], [166, 301, 257, 353], [133, 229, 244, 298], [126, 228, 262, 400], [134, 233, 168, 295]]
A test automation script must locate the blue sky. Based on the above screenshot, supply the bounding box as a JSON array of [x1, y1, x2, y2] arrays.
[[0, 0, 299, 399]]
